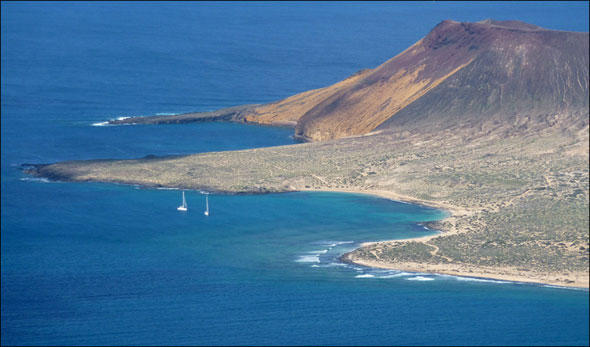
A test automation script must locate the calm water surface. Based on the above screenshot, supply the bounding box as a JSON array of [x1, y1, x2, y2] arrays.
[[2, 2, 588, 345]]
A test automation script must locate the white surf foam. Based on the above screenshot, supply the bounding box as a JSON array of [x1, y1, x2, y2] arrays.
[[542, 284, 587, 291], [355, 274, 375, 278], [307, 249, 328, 255], [295, 255, 320, 263], [92, 116, 134, 127], [322, 241, 355, 247], [406, 276, 434, 281], [324, 262, 348, 267], [376, 272, 413, 279], [155, 112, 179, 116], [20, 177, 51, 183], [453, 276, 510, 284]]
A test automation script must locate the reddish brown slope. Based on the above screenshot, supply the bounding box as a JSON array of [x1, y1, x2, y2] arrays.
[[243, 19, 588, 141], [377, 20, 589, 134]]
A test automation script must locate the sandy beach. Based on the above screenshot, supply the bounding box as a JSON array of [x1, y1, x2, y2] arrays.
[[342, 253, 589, 289], [303, 187, 589, 289]]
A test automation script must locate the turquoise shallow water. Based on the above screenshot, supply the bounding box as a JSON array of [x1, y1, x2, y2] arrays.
[[2, 2, 588, 345], [3, 177, 588, 345]]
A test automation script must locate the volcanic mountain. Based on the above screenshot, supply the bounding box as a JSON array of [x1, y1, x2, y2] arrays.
[[238, 19, 588, 141], [109, 19, 588, 142]]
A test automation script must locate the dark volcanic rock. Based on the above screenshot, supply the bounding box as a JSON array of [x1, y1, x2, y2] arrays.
[[108, 104, 259, 126]]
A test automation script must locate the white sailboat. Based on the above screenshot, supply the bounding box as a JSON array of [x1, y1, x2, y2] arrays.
[[204, 194, 209, 216], [177, 191, 188, 211]]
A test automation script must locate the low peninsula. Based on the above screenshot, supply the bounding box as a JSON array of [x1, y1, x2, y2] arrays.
[[27, 20, 589, 288]]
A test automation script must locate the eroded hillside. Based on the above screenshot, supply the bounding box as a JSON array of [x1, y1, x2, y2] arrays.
[[253, 19, 589, 141]]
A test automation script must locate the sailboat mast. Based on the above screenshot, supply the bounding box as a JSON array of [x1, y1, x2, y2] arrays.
[[177, 191, 188, 211]]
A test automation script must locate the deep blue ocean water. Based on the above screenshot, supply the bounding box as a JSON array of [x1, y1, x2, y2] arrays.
[[2, 2, 589, 345]]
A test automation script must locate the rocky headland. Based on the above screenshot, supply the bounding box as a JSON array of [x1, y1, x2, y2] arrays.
[[27, 20, 589, 288]]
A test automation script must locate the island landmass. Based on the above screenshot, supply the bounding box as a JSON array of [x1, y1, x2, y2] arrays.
[[26, 20, 589, 288]]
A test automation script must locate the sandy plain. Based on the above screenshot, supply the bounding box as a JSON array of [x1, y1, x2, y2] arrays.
[[29, 113, 590, 289]]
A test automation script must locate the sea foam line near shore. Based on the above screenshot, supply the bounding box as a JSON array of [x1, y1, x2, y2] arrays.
[[298, 187, 588, 290], [300, 248, 586, 289], [298, 245, 520, 285]]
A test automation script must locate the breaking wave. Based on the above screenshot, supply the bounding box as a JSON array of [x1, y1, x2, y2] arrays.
[[296, 255, 320, 263], [355, 274, 375, 278], [406, 276, 434, 281], [20, 177, 51, 183], [452, 276, 510, 284]]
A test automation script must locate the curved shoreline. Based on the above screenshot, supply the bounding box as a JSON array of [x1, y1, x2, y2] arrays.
[[21, 161, 589, 289], [301, 187, 589, 289]]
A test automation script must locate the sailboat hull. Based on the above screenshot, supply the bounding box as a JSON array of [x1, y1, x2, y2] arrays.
[[178, 191, 188, 211]]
